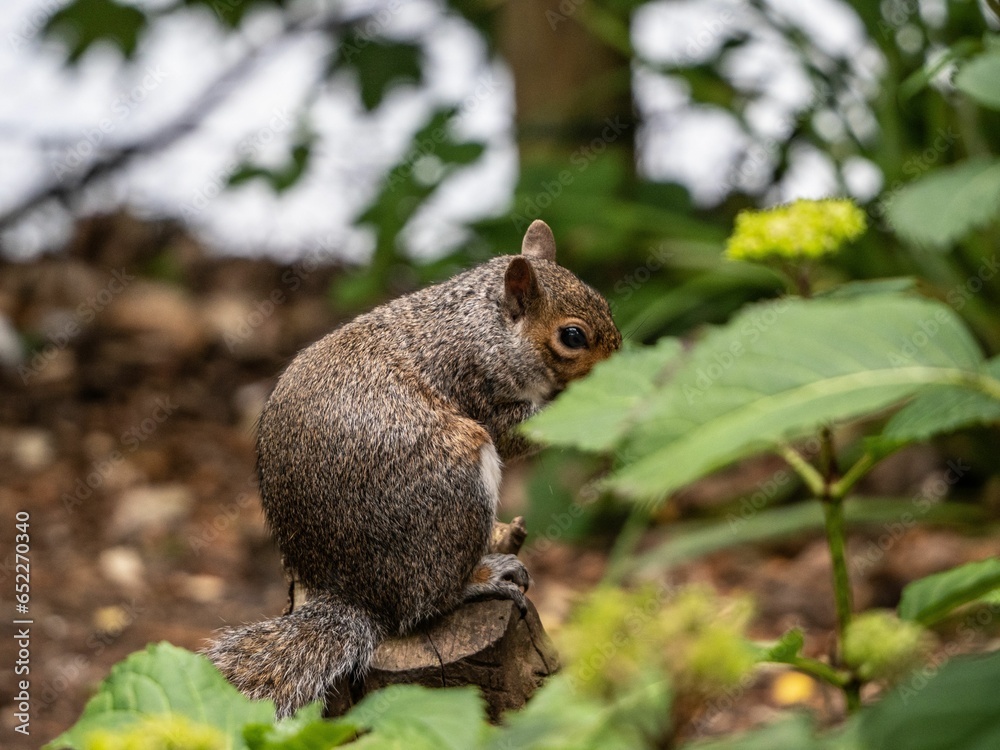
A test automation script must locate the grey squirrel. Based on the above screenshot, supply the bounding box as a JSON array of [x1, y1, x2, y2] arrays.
[[206, 220, 621, 717]]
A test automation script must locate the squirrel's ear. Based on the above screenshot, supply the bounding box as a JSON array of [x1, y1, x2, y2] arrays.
[[504, 256, 541, 321], [521, 220, 557, 262]]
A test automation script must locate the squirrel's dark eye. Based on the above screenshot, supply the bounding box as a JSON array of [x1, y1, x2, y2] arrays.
[[559, 326, 588, 349]]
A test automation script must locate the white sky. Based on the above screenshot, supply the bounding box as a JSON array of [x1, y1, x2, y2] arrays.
[[0, 0, 877, 262]]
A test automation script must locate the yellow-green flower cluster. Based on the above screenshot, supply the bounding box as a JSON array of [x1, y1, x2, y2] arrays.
[[83, 714, 226, 750], [558, 585, 757, 698], [842, 610, 934, 683], [725, 198, 867, 262]]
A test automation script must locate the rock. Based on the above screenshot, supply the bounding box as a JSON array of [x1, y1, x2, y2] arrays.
[[92, 605, 133, 635], [178, 573, 226, 603], [200, 293, 280, 360], [104, 281, 207, 360], [7, 428, 56, 471], [110, 483, 195, 538], [99, 546, 146, 590]]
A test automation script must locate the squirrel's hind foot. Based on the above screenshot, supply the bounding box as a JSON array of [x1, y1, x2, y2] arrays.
[[462, 553, 531, 616]]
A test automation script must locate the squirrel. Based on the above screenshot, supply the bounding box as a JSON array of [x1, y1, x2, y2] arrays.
[[205, 220, 621, 718]]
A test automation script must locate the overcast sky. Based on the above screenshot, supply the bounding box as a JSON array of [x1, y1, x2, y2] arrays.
[[0, 0, 877, 262]]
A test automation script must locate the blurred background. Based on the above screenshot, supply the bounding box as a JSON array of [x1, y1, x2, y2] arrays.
[[2, 0, 1000, 744]]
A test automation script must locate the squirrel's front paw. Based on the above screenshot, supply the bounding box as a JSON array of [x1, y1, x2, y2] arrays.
[[462, 553, 531, 616]]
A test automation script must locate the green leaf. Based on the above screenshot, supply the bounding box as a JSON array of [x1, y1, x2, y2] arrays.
[[685, 714, 822, 750], [332, 33, 423, 110], [955, 51, 1000, 110], [45, 642, 274, 750], [758, 628, 806, 663], [44, 0, 148, 63], [629, 498, 983, 574], [485, 674, 655, 750], [609, 296, 987, 500], [886, 158, 1000, 249], [244, 701, 357, 749], [184, 0, 289, 29], [229, 139, 314, 194], [816, 277, 918, 300], [899, 558, 1000, 626], [858, 651, 1000, 749], [877, 356, 1000, 447], [523, 338, 683, 452], [344, 685, 487, 750]]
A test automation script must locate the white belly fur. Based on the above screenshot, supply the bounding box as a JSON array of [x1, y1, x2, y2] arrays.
[[479, 442, 503, 513]]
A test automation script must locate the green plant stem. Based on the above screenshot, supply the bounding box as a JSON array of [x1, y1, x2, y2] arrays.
[[603, 505, 649, 585], [787, 656, 851, 688], [832, 452, 874, 497], [820, 495, 854, 643], [778, 444, 825, 496], [817, 428, 862, 714]]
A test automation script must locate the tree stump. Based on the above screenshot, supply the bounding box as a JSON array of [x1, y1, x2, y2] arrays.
[[324, 517, 559, 721]]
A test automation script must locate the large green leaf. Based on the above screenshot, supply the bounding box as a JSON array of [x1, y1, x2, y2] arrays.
[[685, 714, 822, 750], [45, 643, 275, 750], [886, 158, 1000, 249], [629, 498, 983, 574], [523, 338, 683, 452], [609, 295, 988, 499], [344, 685, 487, 750], [899, 558, 1000, 626], [858, 651, 1000, 749], [485, 674, 656, 750], [955, 51, 1000, 110], [877, 356, 1000, 446]]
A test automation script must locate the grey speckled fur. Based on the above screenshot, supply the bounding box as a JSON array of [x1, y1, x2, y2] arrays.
[[205, 223, 620, 718]]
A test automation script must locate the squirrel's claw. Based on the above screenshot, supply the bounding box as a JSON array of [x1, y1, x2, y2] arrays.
[[463, 553, 531, 616]]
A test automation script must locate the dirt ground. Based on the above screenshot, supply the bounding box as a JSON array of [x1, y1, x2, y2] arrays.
[[1, 213, 997, 748]]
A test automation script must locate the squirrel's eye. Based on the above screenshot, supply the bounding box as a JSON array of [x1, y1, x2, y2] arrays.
[[559, 326, 588, 349]]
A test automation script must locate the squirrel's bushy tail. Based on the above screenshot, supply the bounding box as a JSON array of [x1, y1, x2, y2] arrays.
[[205, 594, 380, 718]]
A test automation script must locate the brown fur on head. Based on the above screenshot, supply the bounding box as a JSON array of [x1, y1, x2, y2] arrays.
[[504, 220, 622, 395]]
